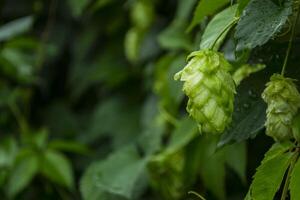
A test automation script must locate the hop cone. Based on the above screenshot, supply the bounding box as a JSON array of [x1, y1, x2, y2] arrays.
[[262, 74, 300, 141], [148, 153, 184, 200], [174, 50, 236, 134]]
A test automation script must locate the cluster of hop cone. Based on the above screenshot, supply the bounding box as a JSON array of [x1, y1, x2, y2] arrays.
[[175, 49, 300, 142]]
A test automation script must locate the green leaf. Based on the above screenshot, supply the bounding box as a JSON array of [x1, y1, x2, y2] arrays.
[[263, 142, 294, 163], [187, 0, 230, 32], [90, 0, 114, 12], [244, 190, 251, 200], [146, 116, 196, 197], [0, 47, 36, 82], [200, 145, 226, 200], [233, 64, 266, 85], [244, 142, 294, 199], [7, 153, 38, 198], [202, 157, 226, 200], [131, 0, 154, 30], [237, 0, 250, 16], [250, 151, 293, 200], [219, 99, 266, 146], [154, 54, 185, 111], [0, 16, 33, 42], [164, 117, 197, 155], [158, 0, 196, 50], [138, 96, 165, 155], [224, 142, 247, 183], [235, 0, 292, 51], [69, 47, 129, 99], [43, 102, 80, 136], [80, 146, 147, 200], [290, 157, 300, 200], [158, 22, 193, 51], [67, 0, 91, 17], [48, 140, 90, 155], [40, 150, 74, 189], [218, 71, 267, 147], [194, 136, 226, 200], [148, 152, 185, 200], [83, 97, 141, 147], [176, 0, 198, 22], [200, 5, 238, 50], [124, 28, 143, 62], [30, 129, 48, 149], [0, 137, 18, 168]]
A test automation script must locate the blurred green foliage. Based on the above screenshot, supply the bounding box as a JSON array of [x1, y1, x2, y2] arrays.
[[0, 0, 299, 200]]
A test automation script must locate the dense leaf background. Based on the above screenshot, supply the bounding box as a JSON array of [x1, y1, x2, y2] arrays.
[[0, 0, 300, 199]]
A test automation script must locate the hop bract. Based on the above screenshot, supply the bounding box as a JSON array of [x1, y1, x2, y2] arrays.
[[174, 50, 236, 134], [262, 74, 300, 141]]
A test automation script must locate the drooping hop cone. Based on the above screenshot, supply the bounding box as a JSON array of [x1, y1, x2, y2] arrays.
[[174, 50, 236, 134], [262, 74, 300, 141]]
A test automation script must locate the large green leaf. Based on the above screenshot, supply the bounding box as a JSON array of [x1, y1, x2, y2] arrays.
[[218, 71, 267, 147], [187, 0, 230, 31], [200, 4, 238, 50], [224, 142, 247, 183], [235, 0, 292, 50], [0, 16, 33, 42], [164, 117, 197, 155], [250, 150, 293, 200], [244, 142, 294, 199], [80, 146, 147, 200], [40, 150, 74, 189], [154, 54, 185, 112], [237, 0, 250, 16], [290, 157, 300, 200], [192, 136, 227, 200], [138, 96, 165, 155], [200, 146, 226, 199], [7, 153, 38, 198], [262, 142, 294, 163]]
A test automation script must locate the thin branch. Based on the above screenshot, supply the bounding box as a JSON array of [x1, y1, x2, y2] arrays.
[[281, 4, 300, 75]]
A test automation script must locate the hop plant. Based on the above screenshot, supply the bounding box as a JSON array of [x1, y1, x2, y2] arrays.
[[174, 50, 236, 134], [262, 74, 300, 141]]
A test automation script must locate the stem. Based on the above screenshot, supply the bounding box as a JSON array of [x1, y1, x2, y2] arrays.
[[8, 102, 28, 134], [281, 5, 300, 76], [210, 18, 238, 50], [280, 151, 299, 200], [188, 191, 207, 200], [159, 106, 179, 126]]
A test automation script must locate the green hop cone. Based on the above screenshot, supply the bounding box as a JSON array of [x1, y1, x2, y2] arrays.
[[174, 50, 236, 134], [262, 74, 300, 141]]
